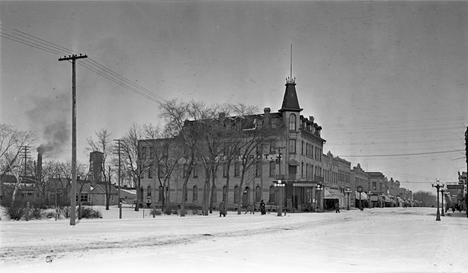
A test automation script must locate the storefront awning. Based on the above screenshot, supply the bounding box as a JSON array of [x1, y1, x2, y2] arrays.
[[382, 195, 393, 202], [355, 191, 368, 200], [325, 188, 344, 199]]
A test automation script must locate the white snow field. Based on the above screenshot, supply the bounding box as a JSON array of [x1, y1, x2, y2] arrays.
[[1, 207, 467, 273]]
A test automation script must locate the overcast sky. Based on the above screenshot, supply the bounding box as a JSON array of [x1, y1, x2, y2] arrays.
[[1, 1, 467, 193]]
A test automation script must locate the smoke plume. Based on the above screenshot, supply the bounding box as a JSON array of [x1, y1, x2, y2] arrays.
[[27, 92, 70, 156]]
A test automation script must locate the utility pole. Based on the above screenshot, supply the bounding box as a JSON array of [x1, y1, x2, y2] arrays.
[[20, 146, 31, 176], [114, 139, 123, 219], [59, 54, 87, 226], [465, 127, 468, 218]]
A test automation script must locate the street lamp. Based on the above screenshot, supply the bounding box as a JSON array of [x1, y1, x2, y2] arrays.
[[440, 187, 446, 217], [274, 180, 285, 216], [344, 188, 352, 210], [316, 184, 323, 212], [432, 180, 444, 221], [357, 186, 363, 211]]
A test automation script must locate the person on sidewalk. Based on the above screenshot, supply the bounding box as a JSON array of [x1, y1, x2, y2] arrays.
[[219, 201, 227, 217], [335, 202, 340, 213], [260, 200, 266, 215]]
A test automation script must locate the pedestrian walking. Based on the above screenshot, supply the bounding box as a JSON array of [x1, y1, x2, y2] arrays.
[[260, 200, 266, 215], [219, 201, 227, 217], [335, 202, 340, 213]]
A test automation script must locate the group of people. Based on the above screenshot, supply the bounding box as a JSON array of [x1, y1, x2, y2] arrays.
[[219, 200, 267, 217]]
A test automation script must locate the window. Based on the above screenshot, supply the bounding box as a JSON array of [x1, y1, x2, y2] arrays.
[[193, 186, 198, 202], [269, 186, 275, 203], [223, 163, 228, 177], [158, 165, 165, 178], [159, 186, 164, 202], [234, 186, 240, 203], [149, 147, 154, 159], [223, 186, 227, 201], [212, 186, 217, 203], [256, 186, 262, 202], [148, 166, 153, 178], [289, 139, 296, 154], [255, 161, 262, 177], [301, 162, 304, 178], [141, 147, 147, 160], [147, 186, 151, 197], [301, 141, 304, 155], [234, 162, 240, 177], [269, 139, 276, 153], [183, 164, 187, 178], [289, 113, 296, 131], [223, 143, 229, 156], [193, 164, 198, 178], [269, 161, 276, 177], [80, 193, 88, 202]]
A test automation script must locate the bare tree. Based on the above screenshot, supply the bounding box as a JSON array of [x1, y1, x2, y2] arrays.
[[87, 128, 113, 210], [144, 124, 185, 211], [160, 99, 207, 217], [227, 104, 285, 214], [0, 124, 36, 204], [121, 123, 147, 211]]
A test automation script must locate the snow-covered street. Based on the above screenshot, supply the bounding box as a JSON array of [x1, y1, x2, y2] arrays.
[[1, 207, 467, 273]]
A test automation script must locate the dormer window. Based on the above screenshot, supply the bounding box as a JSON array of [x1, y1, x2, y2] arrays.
[[289, 113, 297, 131]]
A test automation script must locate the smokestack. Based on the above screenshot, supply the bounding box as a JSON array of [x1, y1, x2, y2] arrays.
[[36, 148, 43, 183]]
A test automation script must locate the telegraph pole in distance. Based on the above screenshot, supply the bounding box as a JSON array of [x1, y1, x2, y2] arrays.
[[20, 146, 31, 176], [114, 139, 122, 219], [59, 54, 87, 226], [465, 127, 468, 218]]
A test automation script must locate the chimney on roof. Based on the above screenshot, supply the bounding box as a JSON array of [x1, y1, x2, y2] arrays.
[[309, 116, 314, 123]]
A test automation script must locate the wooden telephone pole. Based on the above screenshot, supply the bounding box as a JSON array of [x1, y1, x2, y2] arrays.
[[465, 127, 468, 218], [59, 54, 87, 226]]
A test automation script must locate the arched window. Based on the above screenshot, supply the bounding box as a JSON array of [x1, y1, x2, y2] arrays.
[[159, 186, 164, 202], [269, 186, 275, 203], [223, 186, 227, 201], [193, 185, 198, 203], [212, 186, 217, 203], [289, 113, 296, 131], [256, 185, 262, 202], [140, 187, 144, 200], [255, 161, 262, 177], [234, 186, 240, 204], [269, 161, 275, 177], [147, 186, 152, 197]]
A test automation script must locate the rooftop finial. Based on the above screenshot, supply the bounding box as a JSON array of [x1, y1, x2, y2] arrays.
[[290, 43, 292, 80], [286, 44, 295, 84]]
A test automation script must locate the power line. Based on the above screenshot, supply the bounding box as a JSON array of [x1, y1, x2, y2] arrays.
[[339, 149, 462, 158], [1, 26, 166, 104]]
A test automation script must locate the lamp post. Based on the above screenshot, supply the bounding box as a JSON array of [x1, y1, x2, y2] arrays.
[[432, 180, 444, 221], [357, 186, 363, 211], [274, 180, 285, 216], [344, 188, 351, 210], [440, 187, 445, 217], [316, 184, 323, 212]]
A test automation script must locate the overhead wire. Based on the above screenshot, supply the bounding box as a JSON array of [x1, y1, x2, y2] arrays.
[[0, 25, 166, 104]]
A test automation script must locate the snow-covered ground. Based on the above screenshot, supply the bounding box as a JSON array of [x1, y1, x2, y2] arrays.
[[1, 207, 467, 273]]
